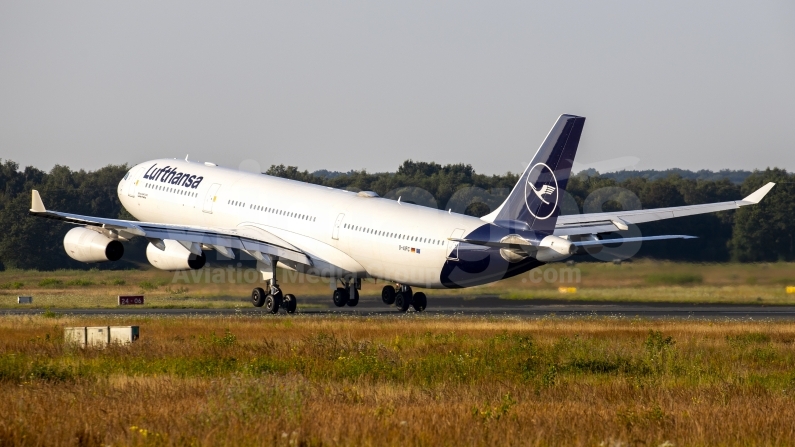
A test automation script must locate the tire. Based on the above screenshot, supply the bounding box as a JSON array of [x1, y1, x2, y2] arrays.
[[412, 292, 427, 312], [283, 294, 297, 314], [332, 288, 349, 307], [395, 292, 411, 312], [265, 294, 280, 314], [270, 286, 283, 303], [381, 286, 396, 305], [347, 289, 359, 307], [252, 287, 267, 307]]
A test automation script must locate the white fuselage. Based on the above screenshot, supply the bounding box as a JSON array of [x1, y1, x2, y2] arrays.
[[117, 159, 486, 288]]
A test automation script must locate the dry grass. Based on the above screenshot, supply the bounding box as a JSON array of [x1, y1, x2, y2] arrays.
[[2, 315, 795, 445], [1, 260, 795, 308]]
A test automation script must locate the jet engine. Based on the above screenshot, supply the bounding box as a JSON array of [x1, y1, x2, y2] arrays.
[[146, 239, 206, 270], [535, 235, 576, 263], [63, 227, 124, 262]]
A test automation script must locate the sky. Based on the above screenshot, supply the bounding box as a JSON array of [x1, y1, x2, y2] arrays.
[[1, 1, 794, 175]]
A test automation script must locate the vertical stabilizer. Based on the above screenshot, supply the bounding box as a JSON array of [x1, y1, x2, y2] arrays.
[[482, 114, 585, 234]]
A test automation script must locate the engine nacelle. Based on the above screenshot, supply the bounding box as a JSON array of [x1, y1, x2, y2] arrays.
[[63, 227, 124, 263], [146, 239, 206, 271], [535, 235, 575, 263]]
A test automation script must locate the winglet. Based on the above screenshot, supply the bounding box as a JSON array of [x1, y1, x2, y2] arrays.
[[30, 190, 46, 213], [741, 182, 776, 204]]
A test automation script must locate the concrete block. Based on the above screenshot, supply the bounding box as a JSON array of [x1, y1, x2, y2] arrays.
[[64, 327, 87, 347], [86, 326, 110, 347], [109, 326, 140, 344]]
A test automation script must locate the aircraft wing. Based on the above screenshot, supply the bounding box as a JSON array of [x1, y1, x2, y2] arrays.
[[553, 182, 775, 236], [28, 190, 312, 266]]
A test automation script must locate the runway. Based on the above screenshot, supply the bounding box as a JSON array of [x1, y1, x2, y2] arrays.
[[4, 296, 795, 319]]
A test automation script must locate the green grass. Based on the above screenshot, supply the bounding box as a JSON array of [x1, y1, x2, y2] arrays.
[[2, 316, 795, 445], [645, 273, 703, 285], [65, 278, 94, 286], [37, 278, 63, 287], [1, 260, 794, 308]]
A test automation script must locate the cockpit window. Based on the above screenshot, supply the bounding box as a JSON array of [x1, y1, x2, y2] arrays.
[[123, 171, 130, 180]]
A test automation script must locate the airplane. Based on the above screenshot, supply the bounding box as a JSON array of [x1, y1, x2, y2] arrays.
[[29, 114, 775, 313]]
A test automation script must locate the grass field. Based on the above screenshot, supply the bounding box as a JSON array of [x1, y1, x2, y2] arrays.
[[1, 260, 794, 308], [2, 315, 795, 445]]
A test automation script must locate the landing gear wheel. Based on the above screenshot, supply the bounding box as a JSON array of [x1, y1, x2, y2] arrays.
[[412, 292, 427, 312], [333, 288, 349, 307], [381, 286, 396, 305], [395, 292, 411, 313], [270, 286, 283, 303], [283, 294, 297, 314], [264, 294, 280, 314], [252, 287, 267, 307], [346, 289, 359, 307]]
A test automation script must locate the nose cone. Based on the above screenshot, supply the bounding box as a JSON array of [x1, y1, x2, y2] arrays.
[[118, 163, 147, 202], [118, 168, 132, 198]]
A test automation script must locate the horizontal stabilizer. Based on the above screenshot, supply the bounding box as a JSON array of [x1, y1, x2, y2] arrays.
[[572, 235, 697, 247], [449, 234, 696, 250], [448, 237, 534, 250]]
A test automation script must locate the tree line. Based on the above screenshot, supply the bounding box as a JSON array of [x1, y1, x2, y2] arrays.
[[0, 158, 792, 270]]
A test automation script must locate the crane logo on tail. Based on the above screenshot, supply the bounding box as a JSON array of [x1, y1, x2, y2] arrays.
[[524, 163, 558, 220], [531, 184, 556, 204]]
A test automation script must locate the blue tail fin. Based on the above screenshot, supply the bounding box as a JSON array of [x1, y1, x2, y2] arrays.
[[483, 114, 585, 233]]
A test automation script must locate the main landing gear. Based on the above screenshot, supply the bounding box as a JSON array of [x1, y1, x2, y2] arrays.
[[251, 280, 297, 314], [332, 278, 360, 307], [251, 256, 297, 314], [330, 279, 427, 312], [382, 284, 426, 313]]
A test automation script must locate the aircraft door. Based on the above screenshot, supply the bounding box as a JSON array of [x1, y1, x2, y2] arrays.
[[332, 213, 345, 240], [125, 167, 144, 198], [446, 228, 465, 261], [203, 183, 222, 214]]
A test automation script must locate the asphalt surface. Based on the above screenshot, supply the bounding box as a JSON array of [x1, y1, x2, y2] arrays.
[[4, 295, 795, 319]]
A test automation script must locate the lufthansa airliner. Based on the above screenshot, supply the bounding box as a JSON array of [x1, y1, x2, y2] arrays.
[[30, 115, 775, 312]]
